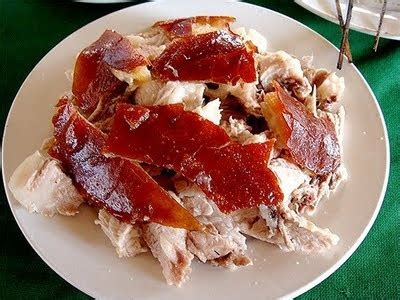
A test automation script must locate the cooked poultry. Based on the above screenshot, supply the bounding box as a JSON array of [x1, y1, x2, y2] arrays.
[[8, 16, 347, 287]]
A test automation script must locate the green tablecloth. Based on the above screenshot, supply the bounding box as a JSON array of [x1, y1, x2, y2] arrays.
[[0, 1, 398, 299]]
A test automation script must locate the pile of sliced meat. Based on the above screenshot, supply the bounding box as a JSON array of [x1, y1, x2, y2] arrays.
[[8, 16, 347, 286]]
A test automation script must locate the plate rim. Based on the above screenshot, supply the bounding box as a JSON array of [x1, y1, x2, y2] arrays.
[[2, 1, 390, 298], [295, 0, 400, 40]]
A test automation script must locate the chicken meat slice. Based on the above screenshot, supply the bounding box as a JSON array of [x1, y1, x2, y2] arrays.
[[126, 28, 168, 60], [269, 158, 310, 203], [205, 82, 261, 116], [111, 65, 151, 92], [304, 87, 318, 117], [222, 117, 267, 145], [232, 156, 338, 252], [316, 72, 345, 107], [142, 222, 194, 287], [257, 51, 312, 99], [175, 180, 252, 269], [290, 164, 347, 215], [275, 204, 339, 252], [95, 209, 147, 258], [302, 56, 345, 109], [232, 204, 338, 252], [8, 151, 83, 217], [135, 80, 206, 110], [193, 98, 222, 125]]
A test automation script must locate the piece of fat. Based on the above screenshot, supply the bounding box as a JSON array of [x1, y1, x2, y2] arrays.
[[95, 209, 148, 258], [135, 80, 205, 111], [8, 151, 83, 217], [269, 158, 310, 204], [111, 65, 151, 92], [193, 99, 222, 125]]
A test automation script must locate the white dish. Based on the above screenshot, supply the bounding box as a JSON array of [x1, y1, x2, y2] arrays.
[[295, 0, 400, 40], [75, 0, 135, 3], [2, 1, 389, 298]]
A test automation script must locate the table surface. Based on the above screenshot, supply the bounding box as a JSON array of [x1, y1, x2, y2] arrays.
[[0, 0, 399, 299]]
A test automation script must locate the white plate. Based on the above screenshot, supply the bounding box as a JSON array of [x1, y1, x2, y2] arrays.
[[2, 1, 389, 299], [75, 0, 135, 3], [295, 0, 400, 40]]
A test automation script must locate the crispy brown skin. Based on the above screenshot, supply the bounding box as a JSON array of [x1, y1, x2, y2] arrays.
[[72, 30, 148, 115], [49, 103, 203, 231], [262, 82, 340, 175], [153, 16, 236, 38], [152, 30, 256, 84], [104, 103, 283, 213]]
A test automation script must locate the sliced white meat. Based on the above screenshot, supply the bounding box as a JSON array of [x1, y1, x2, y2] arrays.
[[291, 167, 347, 215], [135, 80, 205, 110], [301, 56, 345, 108], [244, 133, 267, 145], [175, 183, 214, 217], [222, 117, 252, 142], [290, 174, 330, 215], [175, 180, 252, 269], [232, 203, 339, 252], [317, 72, 345, 106], [289, 174, 346, 215], [232, 27, 267, 54], [134, 80, 164, 105], [230, 144, 339, 252], [157, 81, 204, 109], [230, 83, 260, 113], [269, 158, 310, 204], [142, 223, 193, 287], [126, 28, 168, 60], [231, 207, 281, 244], [304, 87, 317, 117], [8, 151, 83, 217], [222, 117, 266, 144], [193, 99, 222, 125], [205, 84, 231, 101], [95, 209, 147, 258], [111, 65, 151, 92], [302, 56, 328, 88], [276, 204, 339, 252], [258, 51, 312, 99], [205, 82, 260, 116]]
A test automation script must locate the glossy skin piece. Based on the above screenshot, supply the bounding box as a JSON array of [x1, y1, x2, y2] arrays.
[[49, 103, 202, 231], [105, 103, 283, 212], [72, 30, 147, 115], [181, 141, 283, 212], [262, 82, 341, 175], [104, 103, 230, 169], [153, 16, 236, 38], [152, 30, 256, 84]]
